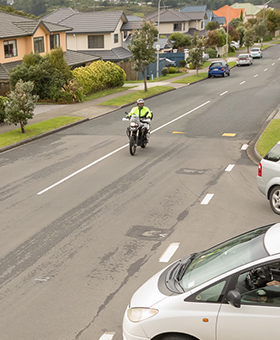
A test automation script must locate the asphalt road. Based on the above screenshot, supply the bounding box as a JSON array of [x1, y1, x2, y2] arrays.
[[0, 44, 280, 340]]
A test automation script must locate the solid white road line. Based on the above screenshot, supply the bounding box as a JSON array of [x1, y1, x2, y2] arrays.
[[159, 243, 180, 263], [37, 101, 211, 195], [201, 194, 214, 205], [220, 91, 228, 96], [225, 164, 235, 172], [99, 332, 115, 340]]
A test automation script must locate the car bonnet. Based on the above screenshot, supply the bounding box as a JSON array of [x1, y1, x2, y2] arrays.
[[129, 268, 169, 308]]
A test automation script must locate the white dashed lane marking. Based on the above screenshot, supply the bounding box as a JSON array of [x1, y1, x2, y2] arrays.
[[225, 164, 235, 172], [159, 243, 180, 263], [99, 332, 115, 340], [201, 194, 214, 205]]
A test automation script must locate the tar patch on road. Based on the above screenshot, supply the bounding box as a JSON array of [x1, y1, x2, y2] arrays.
[[127, 225, 169, 241]]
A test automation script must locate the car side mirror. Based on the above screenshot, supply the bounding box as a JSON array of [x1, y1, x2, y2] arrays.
[[226, 289, 241, 308]]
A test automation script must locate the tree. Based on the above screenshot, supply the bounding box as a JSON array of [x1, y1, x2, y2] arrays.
[[237, 25, 245, 47], [205, 21, 220, 31], [128, 20, 158, 92], [186, 34, 204, 76], [243, 28, 255, 52], [206, 27, 227, 48], [4, 80, 39, 133], [169, 32, 191, 49], [254, 20, 269, 46]]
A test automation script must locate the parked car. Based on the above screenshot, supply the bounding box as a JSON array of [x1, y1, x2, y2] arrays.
[[257, 141, 280, 214], [203, 52, 209, 61], [164, 58, 176, 67], [236, 53, 253, 66], [208, 60, 230, 77], [230, 41, 240, 49], [123, 222, 280, 340], [250, 47, 263, 58]]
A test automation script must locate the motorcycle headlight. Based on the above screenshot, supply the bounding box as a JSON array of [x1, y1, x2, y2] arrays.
[[127, 307, 159, 323], [130, 122, 139, 127]]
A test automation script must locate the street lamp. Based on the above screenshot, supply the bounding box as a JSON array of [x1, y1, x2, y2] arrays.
[[226, 6, 229, 59], [263, 0, 272, 21], [156, 0, 161, 79]]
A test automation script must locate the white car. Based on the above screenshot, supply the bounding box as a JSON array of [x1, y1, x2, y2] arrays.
[[250, 47, 263, 58], [257, 141, 280, 214], [236, 53, 253, 66], [230, 41, 240, 49], [123, 223, 280, 340]]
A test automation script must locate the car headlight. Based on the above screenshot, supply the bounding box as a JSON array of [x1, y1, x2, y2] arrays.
[[127, 307, 159, 322]]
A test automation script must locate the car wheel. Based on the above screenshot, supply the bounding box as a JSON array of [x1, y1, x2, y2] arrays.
[[269, 186, 280, 214], [158, 334, 194, 340]]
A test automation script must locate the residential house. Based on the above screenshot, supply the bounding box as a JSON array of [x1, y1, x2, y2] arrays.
[[0, 10, 99, 94], [231, 3, 261, 21], [42, 8, 133, 62], [205, 10, 226, 27], [145, 8, 206, 38], [179, 5, 208, 32], [213, 5, 246, 24]]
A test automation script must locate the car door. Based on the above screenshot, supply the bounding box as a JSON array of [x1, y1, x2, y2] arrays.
[[217, 263, 280, 340]]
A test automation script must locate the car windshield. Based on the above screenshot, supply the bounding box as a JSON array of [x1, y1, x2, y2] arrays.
[[181, 226, 270, 291], [239, 54, 249, 58], [264, 143, 280, 162]]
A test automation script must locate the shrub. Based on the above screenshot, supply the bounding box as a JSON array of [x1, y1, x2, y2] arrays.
[[205, 48, 217, 58], [0, 96, 8, 123], [161, 67, 169, 76], [229, 46, 236, 53], [179, 60, 186, 67], [168, 66, 177, 74], [187, 62, 194, 69], [73, 60, 126, 95], [263, 35, 272, 42]]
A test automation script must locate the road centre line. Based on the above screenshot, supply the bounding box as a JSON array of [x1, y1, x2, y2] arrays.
[[240, 81, 245, 85], [264, 68, 268, 72], [220, 91, 228, 96], [99, 332, 115, 340], [159, 243, 180, 263], [201, 194, 214, 205], [241, 144, 248, 150], [225, 164, 235, 172], [254, 74, 258, 77], [272, 63, 275, 66], [37, 101, 211, 195]]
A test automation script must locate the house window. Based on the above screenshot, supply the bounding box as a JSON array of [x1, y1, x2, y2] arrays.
[[173, 23, 182, 31], [34, 37, 45, 53], [114, 33, 118, 44], [50, 34, 60, 49], [4, 39, 17, 58], [201, 21, 203, 29], [88, 35, 104, 48]]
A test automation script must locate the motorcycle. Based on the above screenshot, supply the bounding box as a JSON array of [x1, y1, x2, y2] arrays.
[[122, 113, 152, 156]]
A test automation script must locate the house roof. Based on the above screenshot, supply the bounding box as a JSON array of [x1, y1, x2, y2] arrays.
[[64, 50, 100, 66], [231, 3, 260, 16], [0, 10, 72, 39], [122, 16, 143, 31], [213, 5, 245, 23], [153, 37, 174, 50], [79, 46, 132, 62], [41, 7, 79, 24], [180, 5, 207, 13], [145, 9, 191, 24], [43, 9, 127, 34]]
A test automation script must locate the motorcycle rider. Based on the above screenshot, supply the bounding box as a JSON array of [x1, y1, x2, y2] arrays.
[[127, 98, 153, 141]]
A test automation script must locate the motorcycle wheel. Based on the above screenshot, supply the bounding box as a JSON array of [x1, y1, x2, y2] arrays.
[[129, 135, 136, 156]]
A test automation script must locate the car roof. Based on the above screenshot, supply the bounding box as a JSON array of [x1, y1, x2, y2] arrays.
[[264, 223, 280, 254], [251, 47, 260, 50], [239, 53, 249, 56]]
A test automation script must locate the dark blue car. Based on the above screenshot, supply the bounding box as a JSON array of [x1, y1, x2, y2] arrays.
[[208, 60, 230, 78]]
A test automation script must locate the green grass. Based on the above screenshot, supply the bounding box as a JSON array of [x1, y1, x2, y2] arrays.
[[256, 119, 280, 157], [84, 86, 134, 101], [99, 86, 173, 106], [0, 116, 84, 148], [172, 72, 208, 84]]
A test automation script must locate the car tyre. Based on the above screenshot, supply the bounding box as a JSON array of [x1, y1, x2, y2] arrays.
[[269, 186, 280, 215], [158, 335, 194, 340]]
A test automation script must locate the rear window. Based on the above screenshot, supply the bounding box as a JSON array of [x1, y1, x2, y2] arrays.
[[239, 54, 249, 58], [264, 143, 280, 162], [210, 62, 222, 67], [251, 48, 259, 51]]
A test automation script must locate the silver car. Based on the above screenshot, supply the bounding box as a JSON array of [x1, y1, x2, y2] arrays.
[[250, 47, 263, 58], [236, 53, 253, 66], [257, 141, 280, 214]]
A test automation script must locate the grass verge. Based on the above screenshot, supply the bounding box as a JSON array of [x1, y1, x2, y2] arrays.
[[172, 72, 208, 84], [84, 86, 134, 101], [99, 86, 173, 106], [0, 116, 84, 148], [256, 119, 280, 158]]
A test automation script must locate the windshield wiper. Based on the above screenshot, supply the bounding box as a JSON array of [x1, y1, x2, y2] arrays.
[[176, 253, 197, 282]]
